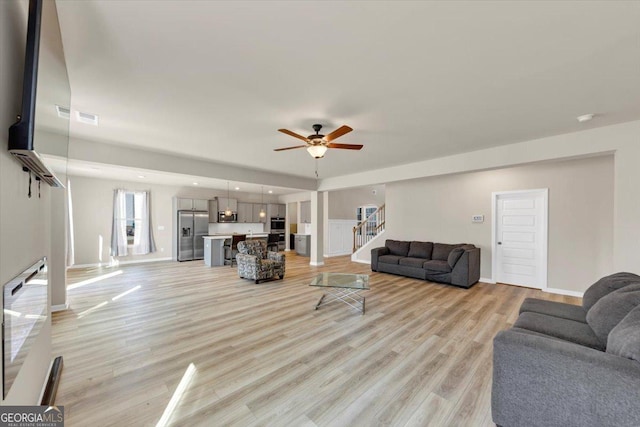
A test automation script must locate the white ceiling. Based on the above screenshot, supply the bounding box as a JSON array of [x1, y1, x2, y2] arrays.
[[42, 156, 299, 195], [55, 1, 640, 181]]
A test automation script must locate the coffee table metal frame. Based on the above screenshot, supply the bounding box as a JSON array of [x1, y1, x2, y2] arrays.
[[310, 272, 369, 315]]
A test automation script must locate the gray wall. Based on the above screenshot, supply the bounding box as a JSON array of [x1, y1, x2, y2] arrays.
[[328, 185, 385, 219], [0, 0, 53, 404], [69, 175, 281, 266], [386, 155, 614, 293]]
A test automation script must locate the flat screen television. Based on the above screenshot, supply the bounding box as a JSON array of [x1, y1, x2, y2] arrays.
[[8, 0, 70, 188]]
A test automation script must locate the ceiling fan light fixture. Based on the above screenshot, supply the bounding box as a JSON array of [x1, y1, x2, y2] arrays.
[[307, 145, 327, 159]]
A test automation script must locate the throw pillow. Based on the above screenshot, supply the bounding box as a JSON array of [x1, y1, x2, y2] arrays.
[[386, 240, 410, 257], [586, 283, 640, 343], [447, 248, 465, 268], [432, 243, 462, 261], [607, 305, 640, 362], [408, 241, 433, 259], [582, 272, 640, 312]]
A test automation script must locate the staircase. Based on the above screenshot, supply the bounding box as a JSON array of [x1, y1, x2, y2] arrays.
[[352, 204, 385, 252]]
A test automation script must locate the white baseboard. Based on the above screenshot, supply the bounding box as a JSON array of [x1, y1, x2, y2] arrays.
[[325, 252, 352, 258], [309, 261, 325, 266], [544, 287, 584, 298], [51, 303, 69, 312], [352, 259, 370, 265], [69, 257, 173, 269], [480, 277, 496, 284]]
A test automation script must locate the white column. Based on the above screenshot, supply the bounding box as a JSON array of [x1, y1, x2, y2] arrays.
[[50, 180, 68, 311], [323, 191, 329, 258], [310, 191, 324, 266]]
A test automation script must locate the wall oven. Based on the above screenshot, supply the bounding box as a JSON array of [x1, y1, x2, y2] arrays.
[[270, 217, 285, 231]]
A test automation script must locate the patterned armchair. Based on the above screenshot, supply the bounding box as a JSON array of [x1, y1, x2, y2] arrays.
[[236, 240, 285, 284]]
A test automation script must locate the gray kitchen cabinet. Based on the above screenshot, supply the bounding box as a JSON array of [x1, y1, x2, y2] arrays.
[[267, 203, 286, 219], [216, 197, 238, 213], [300, 201, 311, 223], [237, 202, 253, 223], [193, 199, 208, 211], [177, 198, 209, 212], [295, 234, 310, 257], [208, 200, 218, 222], [253, 204, 267, 223]]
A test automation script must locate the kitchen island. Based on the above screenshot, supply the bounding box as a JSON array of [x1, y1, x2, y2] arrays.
[[203, 234, 269, 267]]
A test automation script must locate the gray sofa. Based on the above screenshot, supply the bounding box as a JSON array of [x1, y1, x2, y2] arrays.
[[371, 239, 480, 288], [492, 272, 640, 427]]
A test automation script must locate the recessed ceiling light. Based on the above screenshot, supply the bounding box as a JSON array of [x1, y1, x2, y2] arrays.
[[268, 190, 273, 194], [577, 113, 595, 123], [235, 187, 240, 190], [138, 175, 146, 179], [193, 182, 199, 186]]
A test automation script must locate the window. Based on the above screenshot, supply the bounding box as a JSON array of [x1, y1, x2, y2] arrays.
[[111, 189, 156, 257], [124, 192, 141, 245]]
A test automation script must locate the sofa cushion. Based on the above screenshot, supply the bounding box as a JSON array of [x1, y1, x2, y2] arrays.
[[423, 260, 452, 273], [378, 255, 404, 265], [399, 257, 428, 268], [582, 272, 640, 312], [607, 305, 640, 362], [519, 298, 587, 323], [385, 240, 410, 257], [514, 312, 604, 350], [586, 283, 640, 343], [447, 248, 465, 268], [408, 241, 433, 259], [432, 243, 462, 261]]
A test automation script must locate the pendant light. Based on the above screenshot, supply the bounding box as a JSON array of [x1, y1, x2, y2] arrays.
[[224, 181, 232, 216], [259, 186, 266, 218]]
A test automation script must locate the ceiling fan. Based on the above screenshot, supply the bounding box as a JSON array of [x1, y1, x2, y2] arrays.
[[275, 124, 363, 158]]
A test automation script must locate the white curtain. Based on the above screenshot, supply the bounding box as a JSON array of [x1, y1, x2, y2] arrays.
[[66, 178, 75, 266], [110, 189, 128, 256], [132, 191, 156, 255]]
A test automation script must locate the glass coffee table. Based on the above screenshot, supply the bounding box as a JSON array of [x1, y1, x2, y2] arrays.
[[310, 272, 370, 314]]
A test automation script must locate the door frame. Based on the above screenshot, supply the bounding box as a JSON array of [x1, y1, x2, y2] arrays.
[[491, 188, 549, 290]]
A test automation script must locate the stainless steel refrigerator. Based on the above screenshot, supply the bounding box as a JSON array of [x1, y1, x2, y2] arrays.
[[177, 211, 209, 261]]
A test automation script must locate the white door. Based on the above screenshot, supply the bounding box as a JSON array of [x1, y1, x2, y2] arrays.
[[493, 189, 548, 289]]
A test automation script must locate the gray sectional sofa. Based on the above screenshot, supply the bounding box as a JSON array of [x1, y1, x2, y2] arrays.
[[492, 272, 640, 427], [371, 239, 480, 288]]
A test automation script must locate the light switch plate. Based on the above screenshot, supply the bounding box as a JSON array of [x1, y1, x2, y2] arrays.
[[472, 215, 484, 223], [158, 225, 165, 231]]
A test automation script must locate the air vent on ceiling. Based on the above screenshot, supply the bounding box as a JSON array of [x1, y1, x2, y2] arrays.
[[76, 111, 99, 126], [55, 105, 70, 119]]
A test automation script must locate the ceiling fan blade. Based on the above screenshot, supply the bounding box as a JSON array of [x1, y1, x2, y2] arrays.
[[274, 145, 307, 152], [325, 125, 353, 142], [327, 143, 363, 150], [278, 129, 309, 142]]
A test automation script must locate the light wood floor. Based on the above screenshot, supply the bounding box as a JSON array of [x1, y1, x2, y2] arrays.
[[53, 253, 580, 426]]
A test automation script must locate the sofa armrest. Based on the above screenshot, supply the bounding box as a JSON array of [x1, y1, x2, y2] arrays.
[[370, 247, 389, 271], [492, 328, 640, 427], [236, 253, 259, 267], [450, 248, 480, 287], [267, 251, 285, 263]]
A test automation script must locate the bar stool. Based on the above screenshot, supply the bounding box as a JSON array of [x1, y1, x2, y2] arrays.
[[266, 233, 280, 252], [223, 234, 246, 267]]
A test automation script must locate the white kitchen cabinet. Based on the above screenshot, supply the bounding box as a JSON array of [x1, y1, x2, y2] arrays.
[[177, 198, 193, 210], [253, 204, 267, 223], [300, 201, 311, 223]]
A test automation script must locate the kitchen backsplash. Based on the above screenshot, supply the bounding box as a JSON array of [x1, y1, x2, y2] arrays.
[[209, 223, 265, 235]]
